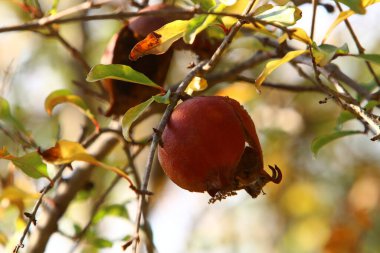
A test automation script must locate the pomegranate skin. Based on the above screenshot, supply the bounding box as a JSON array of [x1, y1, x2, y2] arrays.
[[158, 96, 248, 193]]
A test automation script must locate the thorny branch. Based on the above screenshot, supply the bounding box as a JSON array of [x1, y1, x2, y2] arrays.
[[13, 165, 66, 253]]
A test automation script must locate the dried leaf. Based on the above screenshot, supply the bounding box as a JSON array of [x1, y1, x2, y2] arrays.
[[129, 20, 189, 61], [255, 50, 308, 89], [45, 89, 99, 131], [40, 140, 135, 188]]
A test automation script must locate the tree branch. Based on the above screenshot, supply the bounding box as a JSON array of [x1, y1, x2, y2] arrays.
[[13, 165, 66, 253], [132, 2, 259, 251], [26, 133, 120, 253], [131, 61, 207, 252], [334, 0, 380, 87]]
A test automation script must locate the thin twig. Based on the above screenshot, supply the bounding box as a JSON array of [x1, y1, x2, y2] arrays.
[[47, 28, 91, 72], [69, 145, 146, 253], [26, 128, 121, 252], [132, 1, 259, 251], [132, 61, 207, 252], [0, 6, 278, 34], [13, 165, 67, 253], [291, 61, 380, 137], [334, 0, 380, 87], [202, 0, 258, 72], [310, 0, 318, 41], [237, 76, 322, 93], [206, 51, 276, 85]]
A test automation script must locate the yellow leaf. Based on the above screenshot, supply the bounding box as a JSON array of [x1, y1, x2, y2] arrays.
[[323, 0, 379, 43], [278, 28, 312, 45], [363, 0, 380, 7], [215, 81, 257, 104], [45, 89, 99, 131], [40, 140, 137, 192], [130, 20, 189, 61], [224, 0, 252, 14], [0, 233, 6, 246], [323, 10, 354, 43], [245, 22, 277, 38], [0, 186, 39, 202], [255, 50, 308, 89], [185, 76, 208, 95]]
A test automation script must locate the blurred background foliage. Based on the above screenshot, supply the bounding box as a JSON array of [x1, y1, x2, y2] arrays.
[[1, 0, 380, 253]]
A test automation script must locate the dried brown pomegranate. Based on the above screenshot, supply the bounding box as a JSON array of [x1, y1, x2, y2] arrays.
[[158, 96, 282, 202], [101, 4, 219, 116]]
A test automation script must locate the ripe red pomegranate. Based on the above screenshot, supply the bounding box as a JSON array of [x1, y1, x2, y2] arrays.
[[158, 96, 282, 202]]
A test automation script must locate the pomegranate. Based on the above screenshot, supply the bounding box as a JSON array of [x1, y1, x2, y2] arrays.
[[158, 96, 282, 202]]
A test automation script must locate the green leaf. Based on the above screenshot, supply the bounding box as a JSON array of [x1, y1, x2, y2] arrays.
[[93, 204, 129, 224], [12, 152, 49, 179], [73, 223, 82, 235], [87, 64, 161, 89], [336, 111, 355, 130], [354, 54, 380, 65], [122, 98, 155, 141], [153, 90, 171, 104], [313, 43, 349, 66], [0, 97, 27, 133], [336, 101, 380, 130], [254, 5, 302, 26], [365, 100, 380, 110], [311, 130, 362, 156], [92, 238, 113, 248], [191, 0, 216, 10], [45, 89, 99, 131], [184, 4, 226, 44], [337, 0, 366, 14], [255, 49, 307, 89], [0, 97, 11, 120]]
